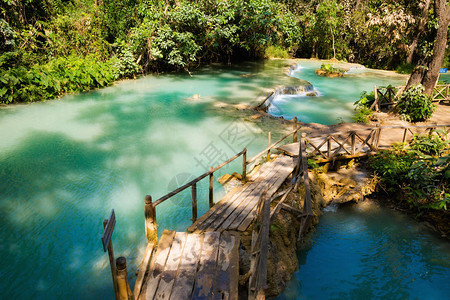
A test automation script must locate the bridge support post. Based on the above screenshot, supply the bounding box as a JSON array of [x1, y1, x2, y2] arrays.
[[209, 167, 214, 208], [116, 257, 132, 300], [192, 183, 197, 222], [242, 148, 247, 182], [145, 195, 158, 244], [293, 117, 298, 143]]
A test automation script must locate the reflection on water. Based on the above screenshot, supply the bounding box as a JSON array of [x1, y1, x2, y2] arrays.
[[277, 202, 450, 299]]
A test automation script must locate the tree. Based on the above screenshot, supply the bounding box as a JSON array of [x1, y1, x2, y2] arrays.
[[406, 0, 450, 94]]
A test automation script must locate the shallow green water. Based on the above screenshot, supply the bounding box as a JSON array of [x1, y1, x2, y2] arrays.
[[277, 202, 450, 299], [0, 60, 445, 299], [269, 61, 407, 124]]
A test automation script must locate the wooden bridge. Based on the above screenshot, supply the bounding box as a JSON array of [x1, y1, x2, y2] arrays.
[[370, 84, 450, 111], [102, 122, 448, 300]]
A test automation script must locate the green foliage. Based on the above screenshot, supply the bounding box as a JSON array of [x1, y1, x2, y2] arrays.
[[396, 63, 414, 74], [112, 41, 141, 78], [353, 106, 373, 123], [354, 90, 376, 108], [353, 90, 375, 123], [319, 63, 343, 74], [265, 45, 290, 59], [410, 133, 449, 156], [369, 134, 449, 211], [397, 84, 435, 122], [0, 55, 117, 104]]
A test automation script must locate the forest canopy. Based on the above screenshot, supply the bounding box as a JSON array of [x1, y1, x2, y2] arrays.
[[1, 0, 449, 103]]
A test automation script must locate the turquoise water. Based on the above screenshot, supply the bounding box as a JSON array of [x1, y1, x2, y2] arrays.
[[278, 203, 450, 299], [269, 61, 407, 124], [0, 59, 445, 299]]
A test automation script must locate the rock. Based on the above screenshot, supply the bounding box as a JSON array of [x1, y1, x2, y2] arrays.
[[306, 92, 317, 97], [218, 174, 233, 185], [339, 177, 357, 188], [231, 172, 242, 180], [250, 114, 262, 120], [345, 192, 361, 203], [233, 103, 250, 110]]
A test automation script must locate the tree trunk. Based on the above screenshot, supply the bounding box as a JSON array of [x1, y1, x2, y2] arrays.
[[422, 0, 450, 95], [330, 24, 336, 59], [406, 0, 431, 65], [406, 57, 429, 89]]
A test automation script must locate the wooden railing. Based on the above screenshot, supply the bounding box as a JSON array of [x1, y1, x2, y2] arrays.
[[433, 85, 450, 102], [295, 135, 313, 241], [144, 148, 248, 243], [143, 119, 302, 244], [248, 191, 271, 300], [304, 127, 380, 163], [305, 124, 449, 163], [247, 120, 300, 165], [371, 84, 450, 111]]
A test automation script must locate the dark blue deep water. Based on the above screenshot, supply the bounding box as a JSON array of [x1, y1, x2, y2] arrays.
[[278, 202, 450, 299]]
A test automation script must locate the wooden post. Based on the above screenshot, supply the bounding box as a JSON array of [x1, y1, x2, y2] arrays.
[[402, 128, 407, 143], [351, 132, 356, 155], [266, 132, 271, 162], [327, 136, 331, 159], [374, 85, 380, 112], [375, 124, 382, 150], [293, 117, 298, 143], [116, 257, 132, 300], [144, 195, 158, 244], [192, 183, 197, 222], [242, 148, 247, 182], [209, 167, 214, 208], [103, 219, 119, 300]]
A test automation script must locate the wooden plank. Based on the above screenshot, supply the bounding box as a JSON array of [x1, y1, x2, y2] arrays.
[[170, 234, 204, 299], [233, 157, 295, 231], [145, 230, 176, 300], [187, 185, 245, 232], [206, 159, 284, 231], [219, 156, 290, 231], [195, 160, 276, 232], [212, 232, 240, 300], [188, 159, 276, 233], [192, 232, 221, 299], [154, 232, 187, 300], [134, 242, 155, 300]]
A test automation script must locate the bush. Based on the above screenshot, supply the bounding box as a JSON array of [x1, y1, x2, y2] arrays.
[[410, 133, 449, 156], [396, 84, 435, 122], [396, 63, 414, 74], [0, 54, 117, 104], [319, 63, 344, 74], [369, 134, 449, 210], [265, 45, 290, 58], [353, 106, 372, 123]]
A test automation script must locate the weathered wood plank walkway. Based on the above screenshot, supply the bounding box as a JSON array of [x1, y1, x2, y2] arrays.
[[187, 155, 297, 233], [138, 230, 239, 300]]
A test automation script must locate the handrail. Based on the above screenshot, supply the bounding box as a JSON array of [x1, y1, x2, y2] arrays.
[[152, 148, 247, 207], [248, 191, 270, 300], [247, 125, 301, 164], [307, 124, 449, 139], [373, 84, 450, 110], [296, 136, 313, 241]]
